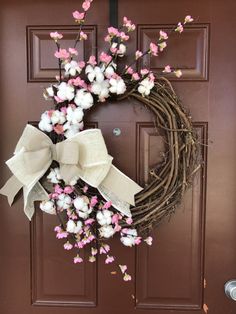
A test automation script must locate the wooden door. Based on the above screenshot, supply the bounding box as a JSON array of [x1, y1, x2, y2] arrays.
[[0, 1, 236, 314]]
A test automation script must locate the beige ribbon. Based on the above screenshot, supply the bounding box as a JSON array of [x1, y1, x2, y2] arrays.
[[0, 124, 143, 219]]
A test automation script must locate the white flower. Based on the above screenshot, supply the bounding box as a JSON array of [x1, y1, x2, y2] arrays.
[[66, 106, 84, 124], [96, 210, 112, 226], [99, 225, 115, 238], [103, 62, 117, 78], [47, 167, 62, 184], [120, 236, 135, 247], [74, 89, 94, 109], [64, 60, 82, 76], [57, 82, 75, 101], [91, 79, 110, 102], [40, 200, 56, 215], [85, 65, 104, 83], [74, 197, 92, 219], [57, 193, 72, 209], [109, 77, 126, 95], [63, 122, 83, 138], [51, 110, 66, 125], [138, 77, 154, 96], [38, 111, 53, 132], [117, 43, 126, 57], [66, 220, 83, 234]]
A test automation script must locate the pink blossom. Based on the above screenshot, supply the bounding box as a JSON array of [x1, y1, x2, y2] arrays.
[[64, 186, 74, 194], [74, 255, 83, 263], [110, 45, 118, 54], [149, 72, 155, 82], [71, 77, 87, 88], [64, 241, 73, 250], [105, 255, 115, 264], [119, 264, 127, 273], [126, 217, 133, 225], [149, 42, 158, 56], [119, 31, 129, 41], [104, 35, 111, 42], [91, 247, 98, 256], [82, 0, 91, 11], [135, 50, 143, 59], [123, 273, 132, 281], [107, 27, 119, 36], [141, 68, 149, 76], [114, 224, 121, 232], [163, 65, 171, 73], [85, 218, 95, 225], [174, 69, 182, 78], [123, 16, 136, 31], [54, 184, 63, 194], [60, 106, 67, 114], [68, 47, 78, 55], [50, 192, 59, 199], [184, 15, 194, 24], [79, 61, 85, 68], [90, 196, 98, 207], [54, 225, 62, 233], [175, 22, 184, 33], [83, 185, 88, 193], [56, 231, 69, 239], [88, 55, 97, 65], [50, 32, 63, 41], [54, 125, 64, 134], [132, 72, 140, 80], [99, 52, 112, 64], [72, 11, 85, 21], [144, 236, 153, 245], [54, 95, 64, 103], [111, 213, 119, 224], [88, 235, 95, 241], [159, 30, 168, 40], [103, 201, 112, 209], [135, 237, 142, 245], [125, 66, 134, 75], [54, 48, 70, 60], [80, 31, 88, 40], [99, 244, 110, 254]]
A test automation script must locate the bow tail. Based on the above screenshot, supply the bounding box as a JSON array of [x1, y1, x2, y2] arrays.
[[0, 175, 23, 205]]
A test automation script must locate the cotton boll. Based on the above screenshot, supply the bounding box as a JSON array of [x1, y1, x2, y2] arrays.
[[51, 110, 66, 125], [66, 106, 84, 124], [57, 193, 72, 209], [74, 89, 94, 109], [85, 65, 104, 83], [124, 228, 138, 237], [64, 60, 82, 76], [109, 77, 126, 95], [74, 221, 83, 233], [40, 200, 56, 215], [96, 210, 112, 226], [138, 78, 154, 96], [63, 122, 83, 138], [38, 119, 53, 132], [57, 82, 75, 101], [47, 167, 62, 184], [99, 225, 115, 238], [120, 236, 135, 247], [74, 197, 85, 210], [66, 219, 76, 233], [117, 43, 126, 57], [91, 80, 110, 102]]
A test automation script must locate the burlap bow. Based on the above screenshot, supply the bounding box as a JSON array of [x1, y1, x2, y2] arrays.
[[0, 124, 143, 219]]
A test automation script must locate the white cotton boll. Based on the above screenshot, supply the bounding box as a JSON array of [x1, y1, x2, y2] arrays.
[[47, 167, 62, 184], [138, 78, 154, 96], [109, 77, 126, 95], [64, 60, 82, 76], [117, 43, 126, 57], [51, 110, 66, 125], [99, 225, 115, 238], [120, 236, 135, 247], [96, 210, 112, 226], [40, 200, 56, 215], [74, 197, 85, 210], [66, 219, 76, 233], [74, 89, 94, 109], [64, 123, 81, 138], [125, 229, 138, 237], [38, 119, 53, 132], [91, 80, 110, 102], [74, 221, 83, 233], [85, 65, 104, 83], [57, 193, 72, 209], [66, 106, 84, 124], [57, 82, 75, 101]]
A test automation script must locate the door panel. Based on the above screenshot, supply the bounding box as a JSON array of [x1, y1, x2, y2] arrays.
[[0, 1, 236, 314]]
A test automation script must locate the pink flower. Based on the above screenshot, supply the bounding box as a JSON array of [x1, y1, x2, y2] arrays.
[[107, 27, 119, 36], [78, 61, 85, 68], [114, 224, 121, 232], [85, 218, 95, 225], [175, 22, 184, 33], [135, 50, 143, 59], [140, 68, 149, 76], [83, 185, 88, 193], [163, 65, 171, 73], [72, 11, 85, 21], [126, 217, 133, 225], [91, 247, 98, 256], [54, 184, 63, 194], [54, 225, 62, 233], [54, 124, 64, 135], [103, 201, 112, 209], [64, 186, 74, 194], [74, 255, 83, 263], [159, 30, 168, 40], [149, 72, 155, 82], [71, 77, 87, 88], [105, 255, 115, 264], [123, 16, 136, 31], [56, 231, 69, 239], [82, 0, 91, 11], [99, 244, 110, 254], [111, 213, 119, 224], [135, 237, 142, 245], [123, 273, 132, 281], [50, 32, 63, 41], [144, 236, 153, 245], [76, 241, 84, 249], [132, 72, 140, 81], [119, 264, 127, 274], [149, 42, 158, 56], [104, 35, 111, 42], [88, 55, 97, 65], [80, 31, 88, 41], [64, 241, 73, 250], [99, 52, 112, 64], [174, 69, 182, 78], [184, 15, 194, 24], [90, 196, 98, 207], [69, 47, 78, 55], [119, 31, 129, 41], [125, 66, 134, 75], [54, 48, 70, 60]]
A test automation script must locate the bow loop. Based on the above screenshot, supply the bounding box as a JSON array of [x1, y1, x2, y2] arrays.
[[54, 141, 80, 165]]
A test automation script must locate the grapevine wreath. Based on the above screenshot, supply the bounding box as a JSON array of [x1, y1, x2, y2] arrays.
[[0, 1, 200, 280]]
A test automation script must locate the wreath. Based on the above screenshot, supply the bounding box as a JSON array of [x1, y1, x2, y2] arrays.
[[0, 0, 198, 281]]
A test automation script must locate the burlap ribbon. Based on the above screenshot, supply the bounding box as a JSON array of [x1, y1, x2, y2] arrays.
[[0, 124, 143, 219]]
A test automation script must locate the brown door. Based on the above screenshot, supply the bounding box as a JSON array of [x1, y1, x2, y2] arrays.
[[0, 1, 236, 314]]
